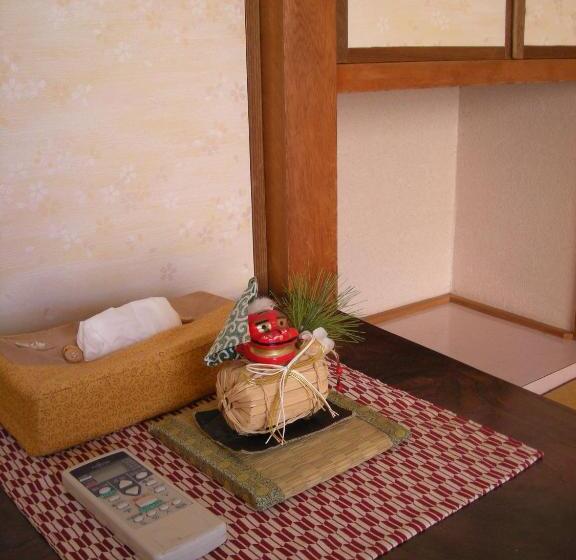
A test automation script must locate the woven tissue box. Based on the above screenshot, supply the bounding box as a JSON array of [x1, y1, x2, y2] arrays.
[[0, 292, 232, 456]]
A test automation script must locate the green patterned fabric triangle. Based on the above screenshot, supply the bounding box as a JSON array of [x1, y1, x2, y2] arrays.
[[204, 277, 258, 367]]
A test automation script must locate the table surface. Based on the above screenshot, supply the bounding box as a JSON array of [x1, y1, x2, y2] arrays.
[[2, 321, 576, 559]]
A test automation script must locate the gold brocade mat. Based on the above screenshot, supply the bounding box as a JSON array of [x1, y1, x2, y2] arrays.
[[150, 391, 410, 510]]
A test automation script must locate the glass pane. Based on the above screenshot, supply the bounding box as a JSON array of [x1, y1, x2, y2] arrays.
[[348, 0, 507, 48], [525, 0, 576, 45]]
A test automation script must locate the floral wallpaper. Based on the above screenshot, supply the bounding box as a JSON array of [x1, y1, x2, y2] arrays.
[[525, 0, 576, 45], [0, 0, 253, 334], [348, 0, 506, 47]]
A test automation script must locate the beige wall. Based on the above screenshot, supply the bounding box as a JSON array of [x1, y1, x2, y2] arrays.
[[453, 83, 576, 330], [0, 0, 253, 334], [5, 2, 573, 335], [338, 89, 459, 316]]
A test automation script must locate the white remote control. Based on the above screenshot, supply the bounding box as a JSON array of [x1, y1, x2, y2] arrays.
[[62, 449, 227, 560]]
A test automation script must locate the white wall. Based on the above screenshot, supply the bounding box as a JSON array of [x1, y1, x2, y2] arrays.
[[453, 83, 576, 330], [338, 83, 576, 331], [0, 0, 253, 334], [338, 89, 459, 316]]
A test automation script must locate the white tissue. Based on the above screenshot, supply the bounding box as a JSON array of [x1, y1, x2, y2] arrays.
[[77, 297, 182, 361]]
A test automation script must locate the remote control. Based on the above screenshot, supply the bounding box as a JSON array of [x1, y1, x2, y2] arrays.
[[62, 449, 227, 560]]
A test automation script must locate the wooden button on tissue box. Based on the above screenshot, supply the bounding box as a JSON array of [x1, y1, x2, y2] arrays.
[[0, 292, 233, 456]]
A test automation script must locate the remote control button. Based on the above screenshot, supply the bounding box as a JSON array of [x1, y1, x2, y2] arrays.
[[135, 496, 161, 510], [98, 486, 112, 496], [135, 471, 148, 480], [118, 479, 132, 489], [172, 499, 183, 507], [117, 502, 129, 511], [154, 485, 166, 493], [108, 495, 120, 503], [133, 515, 144, 523], [147, 510, 158, 518], [146, 479, 158, 487], [124, 485, 140, 496], [159, 504, 169, 511]]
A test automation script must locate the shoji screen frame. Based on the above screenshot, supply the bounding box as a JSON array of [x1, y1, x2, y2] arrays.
[[513, 0, 576, 59], [337, 0, 515, 63]]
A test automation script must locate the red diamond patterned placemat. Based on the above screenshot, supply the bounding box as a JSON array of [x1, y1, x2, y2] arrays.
[[0, 363, 542, 560]]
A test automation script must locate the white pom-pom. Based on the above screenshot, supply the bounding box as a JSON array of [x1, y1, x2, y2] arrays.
[[312, 327, 328, 339], [312, 327, 335, 352], [247, 297, 276, 314]]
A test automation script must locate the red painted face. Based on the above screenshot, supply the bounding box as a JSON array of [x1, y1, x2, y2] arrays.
[[248, 310, 299, 347]]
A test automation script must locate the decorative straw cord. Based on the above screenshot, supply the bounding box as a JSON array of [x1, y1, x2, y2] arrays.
[[219, 337, 338, 445]]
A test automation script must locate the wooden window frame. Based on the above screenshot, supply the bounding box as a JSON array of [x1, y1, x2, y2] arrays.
[[513, 0, 576, 59], [337, 0, 515, 64]]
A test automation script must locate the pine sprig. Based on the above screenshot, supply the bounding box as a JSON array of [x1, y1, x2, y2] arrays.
[[273, 271, 363, 345]]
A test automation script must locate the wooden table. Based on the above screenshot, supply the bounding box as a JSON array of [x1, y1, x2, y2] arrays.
[[2, 322, 576, 559]]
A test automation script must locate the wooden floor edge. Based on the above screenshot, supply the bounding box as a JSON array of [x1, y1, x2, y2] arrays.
[[449, 294, 574, 340], [363, 293, 574, 340], [362, 294, 450, 325], [544, 379, 576, 411]]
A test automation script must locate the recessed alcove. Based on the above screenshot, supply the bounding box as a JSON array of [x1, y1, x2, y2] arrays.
[[338, 81, 576, 389]]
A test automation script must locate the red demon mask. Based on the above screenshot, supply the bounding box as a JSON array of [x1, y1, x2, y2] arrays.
[[237, 309, 299, 365]]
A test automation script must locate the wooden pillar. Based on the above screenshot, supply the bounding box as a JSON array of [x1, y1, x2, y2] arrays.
[[259, 0, 338, 293]]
